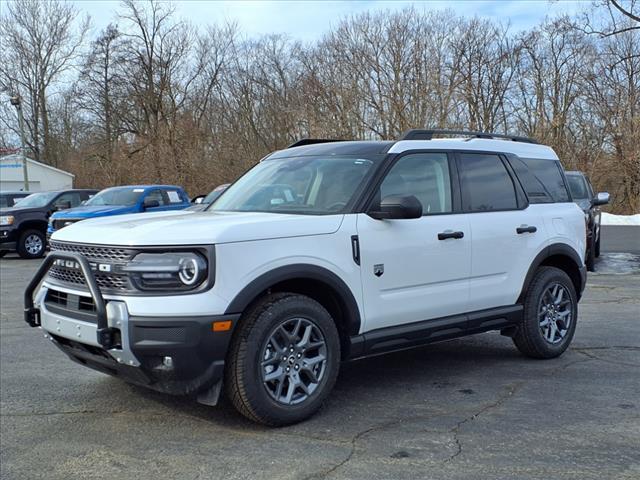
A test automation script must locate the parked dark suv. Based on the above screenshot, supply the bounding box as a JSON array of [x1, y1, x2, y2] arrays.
[[0, 191, 31, 208], [0, 189, 97, 258], [565, 171, 609, 271]]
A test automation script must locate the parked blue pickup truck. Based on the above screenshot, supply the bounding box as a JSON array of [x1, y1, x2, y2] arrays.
[[48, 185, 191, 238]]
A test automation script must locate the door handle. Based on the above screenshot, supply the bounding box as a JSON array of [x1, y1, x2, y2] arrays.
[[516, 225, 537, 234], [438, 231, 464, 240]]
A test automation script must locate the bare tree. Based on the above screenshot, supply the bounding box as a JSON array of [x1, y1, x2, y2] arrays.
[[0, 0, 88, 166]]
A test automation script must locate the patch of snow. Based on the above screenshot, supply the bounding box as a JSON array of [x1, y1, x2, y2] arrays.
[[592, 253, 640, 275], [601, 213, 640, 226]]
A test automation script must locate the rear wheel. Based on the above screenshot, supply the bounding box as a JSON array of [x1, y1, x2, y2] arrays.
[[225, 293, 340, 426], [17, 229, 46, 259], [513, 266, 577, 359]]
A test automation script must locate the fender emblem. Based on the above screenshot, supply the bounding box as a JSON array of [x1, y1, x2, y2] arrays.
[[374, 264, 384, 277]]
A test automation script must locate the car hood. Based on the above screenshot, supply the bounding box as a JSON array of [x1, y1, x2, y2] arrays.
[[185, 203, 209, 212], [51, 210, 344, 246], [52, 205, 137, 219], [0, 206, 42, 216]]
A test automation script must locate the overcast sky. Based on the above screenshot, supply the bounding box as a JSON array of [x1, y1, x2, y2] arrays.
[[72, 0, 590, 40]]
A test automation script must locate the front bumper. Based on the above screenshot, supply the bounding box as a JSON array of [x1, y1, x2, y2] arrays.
[[0, 227, 18, 250], [26, 252, 238, 398]]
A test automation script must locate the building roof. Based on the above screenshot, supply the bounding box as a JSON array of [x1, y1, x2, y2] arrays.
[[0, 155, 75, 178]]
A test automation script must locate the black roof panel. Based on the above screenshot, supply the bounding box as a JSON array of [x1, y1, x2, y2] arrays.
[[268, 141, 395, 159]]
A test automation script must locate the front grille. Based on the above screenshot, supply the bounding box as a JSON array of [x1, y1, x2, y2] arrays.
[[46, 288, 97, 311], [45, 288, 98, 323], [48, 265, 130, 292], [47, 241, 134, 293], [49, 241, 135, 262], [53, 219, 80, 230]]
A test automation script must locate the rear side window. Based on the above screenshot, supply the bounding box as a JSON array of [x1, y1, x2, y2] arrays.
[[522, 158, 570, 202], [145, 190, 166, 205], [164, 189, 185, 204], [458, 154, 518, 211]]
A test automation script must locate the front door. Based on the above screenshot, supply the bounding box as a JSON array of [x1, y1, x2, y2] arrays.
[[356, 152, 471, 332]]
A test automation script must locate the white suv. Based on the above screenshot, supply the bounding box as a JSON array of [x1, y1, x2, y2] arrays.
[[25, 129, 587, 425]]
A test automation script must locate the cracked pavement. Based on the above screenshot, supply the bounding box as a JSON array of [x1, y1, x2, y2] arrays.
[[1, 245, 639, 479]]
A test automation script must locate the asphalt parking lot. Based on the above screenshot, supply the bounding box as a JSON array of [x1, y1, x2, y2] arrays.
[[1, 227, 639, 480]]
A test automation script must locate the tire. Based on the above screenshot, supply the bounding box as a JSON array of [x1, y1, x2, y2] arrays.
[[17, 229, 46, 259], [0, 251, 7, 258], [513, 266, 578, 359], [585, 234, 596, 272], [595, 235, 601, 258], [225, 292, 340, 426]]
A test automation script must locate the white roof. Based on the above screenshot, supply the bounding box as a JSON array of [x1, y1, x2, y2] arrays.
[[388, 138, 559, 160], [0, 155, 75, 177]]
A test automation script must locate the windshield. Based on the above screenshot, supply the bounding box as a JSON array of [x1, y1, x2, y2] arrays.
[[203, 184, 230, 204], [85, 187, 144, 206], [12, 191, 58, 208], [209, 155, 378, 214], [566, 175, 590, 200]]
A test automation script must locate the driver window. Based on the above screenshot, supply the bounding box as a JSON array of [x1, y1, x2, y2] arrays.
[[145, 190, 165, 205], [379, 153, 452, 214], [55, 192, 82, 208]]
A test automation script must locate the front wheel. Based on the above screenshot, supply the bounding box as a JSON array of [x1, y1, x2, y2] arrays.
[[17, 229, 46, 259], [595, 235, 601, 258], [513, 266, 578, 359], [225, 293, 340, 426]]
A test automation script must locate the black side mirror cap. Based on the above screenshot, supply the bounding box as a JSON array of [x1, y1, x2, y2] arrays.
[[592, 192, 610, 206], [368, 194, 423, 220]]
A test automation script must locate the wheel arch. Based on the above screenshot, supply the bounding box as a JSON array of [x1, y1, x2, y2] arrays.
[[518, 243, 585, 303], [224, 264, 362, 359], [17, 219, 48, 234]]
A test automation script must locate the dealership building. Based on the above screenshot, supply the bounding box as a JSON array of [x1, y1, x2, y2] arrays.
[[0, 154, 74, 192]]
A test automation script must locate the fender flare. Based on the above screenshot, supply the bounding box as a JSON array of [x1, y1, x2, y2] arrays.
[[518, 243, 585, 302], [224, 263, 362, 336]]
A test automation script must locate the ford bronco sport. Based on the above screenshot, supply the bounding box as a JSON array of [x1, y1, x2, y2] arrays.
[[25, 130, 587, 426]]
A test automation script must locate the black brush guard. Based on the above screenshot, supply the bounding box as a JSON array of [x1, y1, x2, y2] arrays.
[[24, 252, 117, 349]]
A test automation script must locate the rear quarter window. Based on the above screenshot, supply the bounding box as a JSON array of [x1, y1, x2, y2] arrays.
[[165, 189, 185, 204], [521, 158, 570, 202]]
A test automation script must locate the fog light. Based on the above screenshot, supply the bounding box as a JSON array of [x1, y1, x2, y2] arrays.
[[162, 356, 173, 368]]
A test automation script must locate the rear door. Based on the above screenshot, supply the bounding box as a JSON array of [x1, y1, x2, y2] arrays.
[[457, 152, 548, 311], [356, 151, 471, 332]]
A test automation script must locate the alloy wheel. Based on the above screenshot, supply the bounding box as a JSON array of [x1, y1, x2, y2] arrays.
[[538, 283, 573, 344], [261, 317, 327, 405], [25, 234, 43, 255]]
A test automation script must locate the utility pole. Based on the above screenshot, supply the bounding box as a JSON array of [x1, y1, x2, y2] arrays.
[[10, 95, 30, 191]]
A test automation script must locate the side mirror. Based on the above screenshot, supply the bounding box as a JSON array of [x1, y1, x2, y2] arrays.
[[368, 195, 423, 220], [143, 199, 160, 210], [191, 195, 205, 204], [54, 201, 72, 211], [592, 192, 610, 206]]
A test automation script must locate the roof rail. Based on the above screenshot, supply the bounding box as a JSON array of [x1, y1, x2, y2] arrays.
[[399, 129, 538, 144], [287, 138, 343, 148]]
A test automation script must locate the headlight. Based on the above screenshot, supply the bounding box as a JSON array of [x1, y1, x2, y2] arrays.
[[122, 251, 208, 291], [0, 215, 14, 226]]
